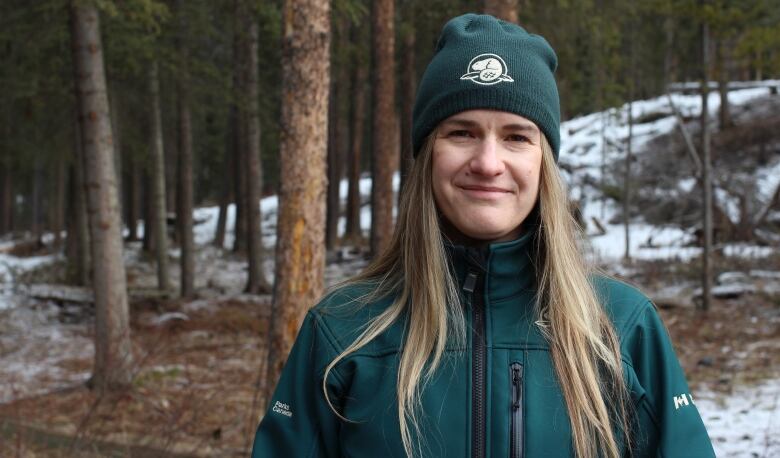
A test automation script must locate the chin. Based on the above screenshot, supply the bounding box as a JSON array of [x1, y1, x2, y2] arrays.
[[458, 225, 516, 242]]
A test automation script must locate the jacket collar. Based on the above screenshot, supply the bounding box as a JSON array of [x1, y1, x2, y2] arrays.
[[443, 229, 537, 302]]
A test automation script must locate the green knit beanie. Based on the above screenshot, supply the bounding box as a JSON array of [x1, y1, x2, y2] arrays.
[[412, 14, 561, 160]]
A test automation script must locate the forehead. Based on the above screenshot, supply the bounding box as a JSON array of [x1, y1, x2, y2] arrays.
[[439, 109, 539, 132]]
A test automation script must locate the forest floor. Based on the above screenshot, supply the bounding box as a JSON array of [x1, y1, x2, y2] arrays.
[[0, 237, 778, 457]]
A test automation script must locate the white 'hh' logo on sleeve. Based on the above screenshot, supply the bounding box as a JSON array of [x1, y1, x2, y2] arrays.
[[673, 393, 696, 410]]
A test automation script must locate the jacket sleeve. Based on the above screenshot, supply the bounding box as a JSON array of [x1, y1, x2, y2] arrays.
[[251, 310, 346, 458], [622, 301, 715, 457]]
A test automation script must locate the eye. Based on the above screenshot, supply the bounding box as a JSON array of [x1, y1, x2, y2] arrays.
[[506, 134, 531, 143], [448, 129, 473, 138]]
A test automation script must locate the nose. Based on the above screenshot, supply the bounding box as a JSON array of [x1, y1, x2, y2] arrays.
[[469, 136, 505, 176]]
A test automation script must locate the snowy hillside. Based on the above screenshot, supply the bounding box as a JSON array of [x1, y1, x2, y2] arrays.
[[560, 80, 780, 263]]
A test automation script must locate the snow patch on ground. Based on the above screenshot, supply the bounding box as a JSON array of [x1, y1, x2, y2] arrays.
[[698, 379, 780, 457]]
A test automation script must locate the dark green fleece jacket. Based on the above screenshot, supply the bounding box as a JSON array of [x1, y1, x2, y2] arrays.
[[251, 231, 714, 457]]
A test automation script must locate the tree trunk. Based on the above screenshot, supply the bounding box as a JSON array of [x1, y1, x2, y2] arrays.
[[125, 154, 141, 241], [232, 16, 248, 255], [241, 2, 271, 294], [715, 39, 731, 129], [70, 2, 133, 390], [265, 0, 330, 404], [110, 86, 123, 230], [370, 0, 398, 257], [484, 0, 518, 23], [52, 153, 66, 247], [326, 18, 348, 250], [0, 161, 11, 234], [31, 152, 42, 238], [399, 19, 416, 194], [67, 114, 91, 286], [149, 60, 171, 292], [623, 99, 633, 263], [142, 169, 154, 252], [345, 34, 367, 243], [700, 20, 713, 311], [213, 110, 233, 249], [176, 1, 195, 298]]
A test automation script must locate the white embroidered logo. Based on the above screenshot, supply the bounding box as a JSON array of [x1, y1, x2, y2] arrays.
[[460, 54, 514, 85], [673, 393, 695, 410], [272, 401, 293, 418]]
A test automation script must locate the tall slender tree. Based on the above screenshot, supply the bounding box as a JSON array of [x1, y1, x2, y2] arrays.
[[149, 60, 171, 292], [370, 0, 398, 256], [70, 1, 134, 389], [265, 0, 331, 402], [241, 0, 272, 294], [345, 20, 368, 243], [700, 16, 713, 311], [176, 0, 195, 298]]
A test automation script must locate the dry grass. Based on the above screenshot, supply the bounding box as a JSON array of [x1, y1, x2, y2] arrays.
[[0, 297, 271, 457]]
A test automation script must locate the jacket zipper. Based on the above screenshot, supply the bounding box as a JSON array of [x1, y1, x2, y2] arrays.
[[510, 362, 524, 458], [464, 270, 486, 458]]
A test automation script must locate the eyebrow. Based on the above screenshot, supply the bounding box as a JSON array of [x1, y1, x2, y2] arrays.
[[440, 118, 539, 133]]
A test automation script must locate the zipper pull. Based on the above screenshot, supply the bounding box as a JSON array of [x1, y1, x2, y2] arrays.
[[463, 271, 478, 293], [511, 365, 523, 410]]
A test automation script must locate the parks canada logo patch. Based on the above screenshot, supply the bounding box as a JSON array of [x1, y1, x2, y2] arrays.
[[460, 53, 514, 85]]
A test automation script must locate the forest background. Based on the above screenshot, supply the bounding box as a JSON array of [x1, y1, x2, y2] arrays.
[[0, 0, 779, 456]]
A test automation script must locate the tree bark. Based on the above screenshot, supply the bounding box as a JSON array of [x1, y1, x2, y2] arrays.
[[241, 1, 271, 294], [623, 98, 633, 262], [55, 154, 66, 246], [67, 114, 91, 286], [149, 60, 170, 292], [399, 19, 416, 194], [326, 17, 348, 250], [0, 161, 11, 235], [213, 110, 233, 249], [700, 19, 713, 311], [176, 0, 195, 298], [484, 0, 518, 23], [715, 39, 731, 129], [265, 0, 330, 403], [345, 33, 367, 243], [370, 0, 398, 257], [142, 169, 154, 252], [232, 16, 248, 255], [31, 151, 42, 238], [125, 154, 141, 241], [70, 2, 133, 389], [110, 86, 123, 229]]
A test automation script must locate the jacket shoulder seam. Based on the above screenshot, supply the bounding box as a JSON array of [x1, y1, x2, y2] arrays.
[[617, 298, 653, 346], [310, 310, 348, 390]]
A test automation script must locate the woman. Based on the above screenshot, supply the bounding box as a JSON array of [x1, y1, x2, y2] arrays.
[[252, 14, 714, 458]]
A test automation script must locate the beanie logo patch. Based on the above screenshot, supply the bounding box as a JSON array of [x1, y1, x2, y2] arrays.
[[460, 54, 514, 85]]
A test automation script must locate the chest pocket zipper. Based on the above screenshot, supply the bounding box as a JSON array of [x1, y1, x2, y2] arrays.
[[510, 362, 524, 458]]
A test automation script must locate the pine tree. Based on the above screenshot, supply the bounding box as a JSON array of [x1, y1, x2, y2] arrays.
[[265, 0, 331, 402], [70, 1, 134, 390]]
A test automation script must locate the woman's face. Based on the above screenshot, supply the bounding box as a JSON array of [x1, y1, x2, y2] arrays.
[[432, 109, 543, 242]]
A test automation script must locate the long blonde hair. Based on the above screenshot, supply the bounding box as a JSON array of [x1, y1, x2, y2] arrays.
[[323, 130, 631, 458]]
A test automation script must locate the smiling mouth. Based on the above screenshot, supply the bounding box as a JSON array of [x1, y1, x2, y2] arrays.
[[458, 185, 512, 198], [459, 185, 511, 193]]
